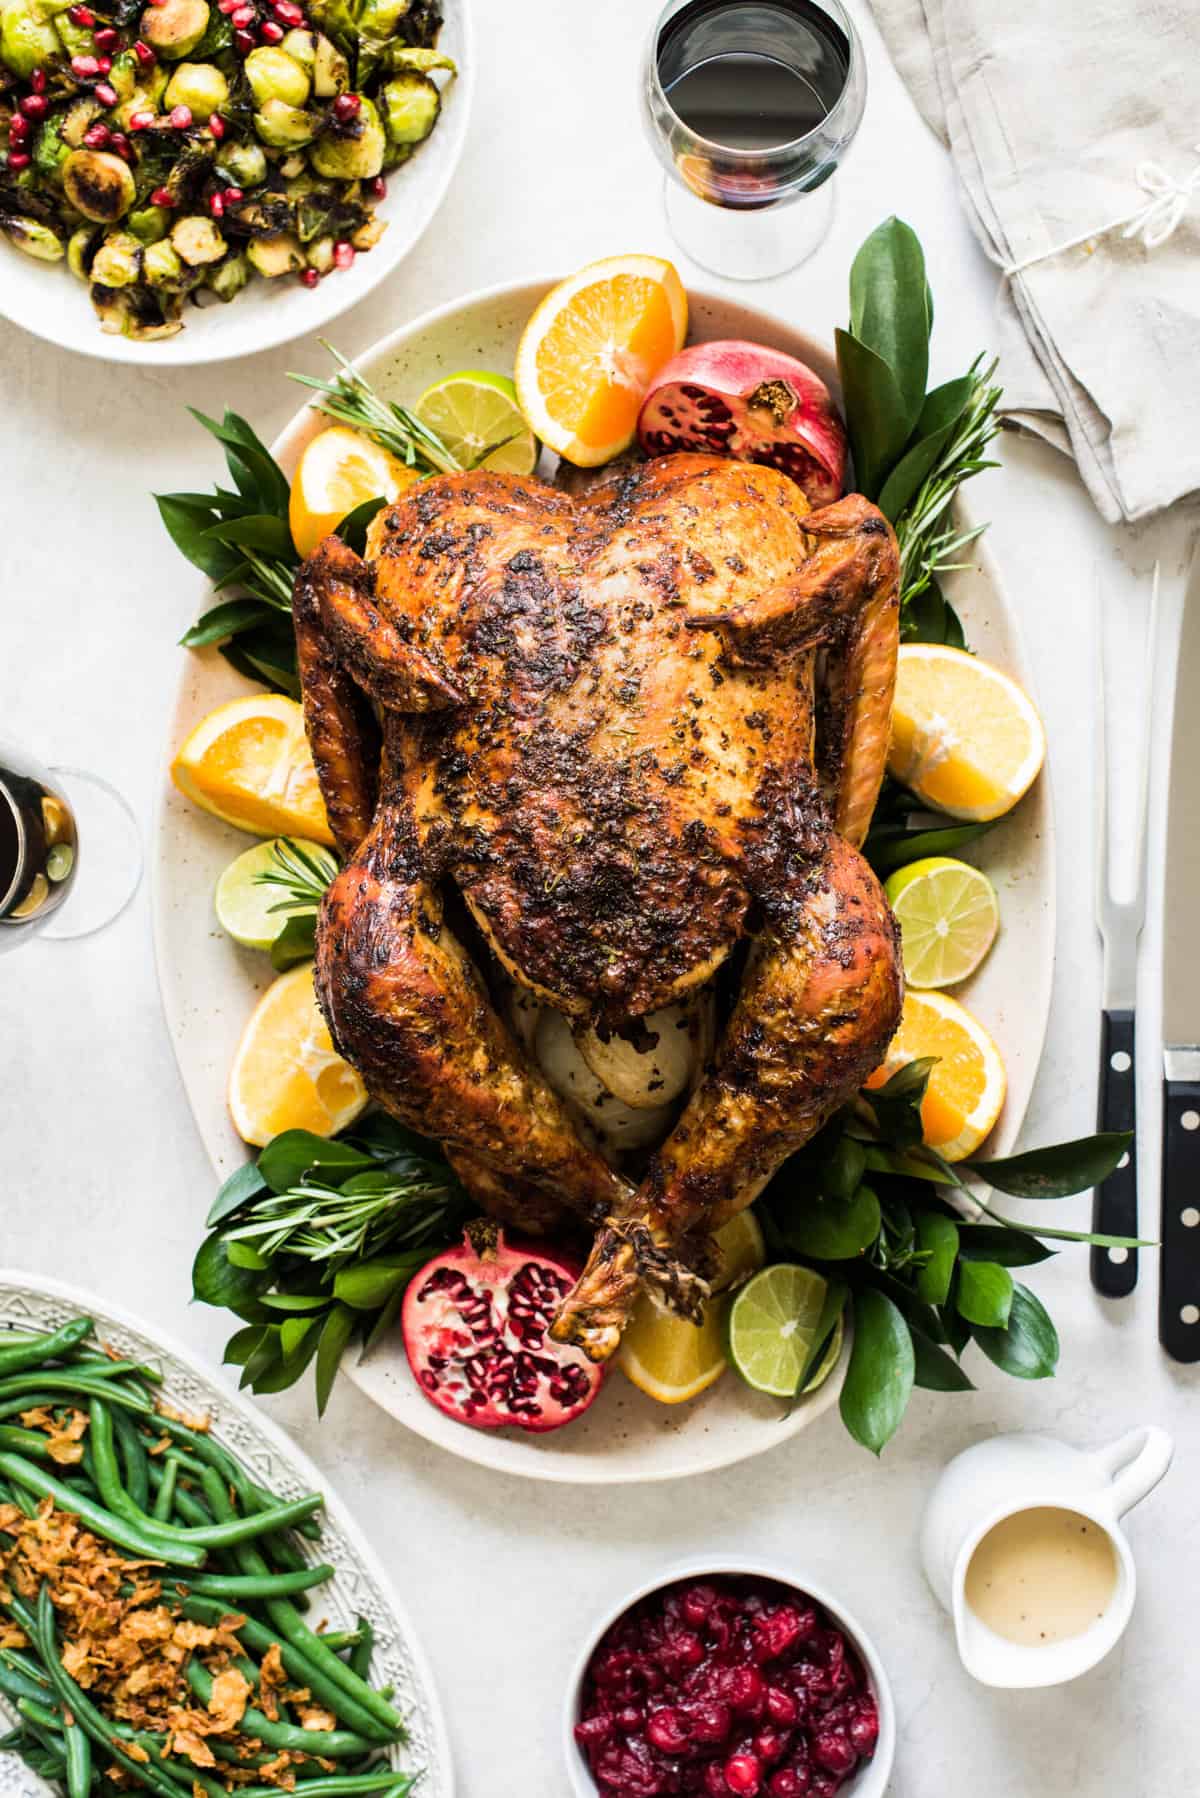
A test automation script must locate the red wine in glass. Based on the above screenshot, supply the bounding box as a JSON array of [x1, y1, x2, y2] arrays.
[[0, 741, 140, 949]]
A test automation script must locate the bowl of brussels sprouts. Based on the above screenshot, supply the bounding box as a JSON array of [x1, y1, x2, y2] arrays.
[[0, 0, 472, 361]]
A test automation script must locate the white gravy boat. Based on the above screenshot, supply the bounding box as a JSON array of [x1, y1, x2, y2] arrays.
[[920, 1426, 1173, 1688]]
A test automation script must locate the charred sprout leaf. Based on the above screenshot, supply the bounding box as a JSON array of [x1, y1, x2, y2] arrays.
[[955, 1259, 1014, 1329], [840, 1289, 914, 1454], [971, 1283, 1059, 1380], [969, 1132, 1134, 1198]]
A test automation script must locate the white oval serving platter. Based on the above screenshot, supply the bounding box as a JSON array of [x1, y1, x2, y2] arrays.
[[0, 1270, 453, 1798], [154, 277, 1056, 1485]]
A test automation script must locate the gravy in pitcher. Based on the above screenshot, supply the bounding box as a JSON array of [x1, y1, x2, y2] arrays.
[[964, 1507, 1118, 1646]]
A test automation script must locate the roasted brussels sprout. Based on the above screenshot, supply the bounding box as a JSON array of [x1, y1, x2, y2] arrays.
[[0, 0, 61, 78], [379, 71, 438, 146], [216, 138, 268, 187], [128, 203, 171, 244], [66, 224, 100, 279], [61, 96, 102, 147], [246, 231, 305, 277], [62, 149, 137, 223], [279, 27, 316, 69], [140, 0, 211, 61], [254, 99, 317, 148], [106, 50, 141, 105], [2, 216, 65, 261], [305, 233, 334, 273], [163, 61, 229, 116], [143, 237, 184, 287], [311, 32, 348, 96], [90, 230, 141, 287], [309, 94, 384, 178], [206, 250, 248, 300], [244, 45, 311, 107], [171, 212, 225, 264], [32, 116, 70, 180]]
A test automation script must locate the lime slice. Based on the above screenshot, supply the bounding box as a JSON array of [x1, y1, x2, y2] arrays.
[[726, 1264, 840, 1399], [413, 370, 539, 475], [884, 855, 1000, 988], [215, 837, 334, 952]]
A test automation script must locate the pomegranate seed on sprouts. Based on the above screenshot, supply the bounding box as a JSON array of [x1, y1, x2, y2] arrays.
[[6, 150, 30, 169], [93, 26, 118, 48], [29, 68, 47, 93], [367, 174, 386, 199], [127, 110, 154, 130], [70, 53, 99, 76], [300, 267, 319, 287], [150, 185, 176, 206], [258, 18, 283, 39], [108, 130, 131, 157], [332, 91, 360, 120], [333, 239, 354, 269], [168, 103, 192, 128], [274, 0, 304, 21], [95, 55, 112, 72], [223, 185, 243, 202], [233, 27, 254, 51], [230, 4, 253, 21], [19, 93, 48, 119], [217, 0, 237, 11], [7, 114, 30, 144], [67, 3, 94, 22], [132, 37, 155, 63], [82, 121, 111, 147], [94, 79, 117, 104], [208, 191, 224, 216], [208, 110, 226, 137]]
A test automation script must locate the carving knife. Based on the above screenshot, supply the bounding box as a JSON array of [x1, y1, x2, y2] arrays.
[[1161, 556, 1200, 1360]]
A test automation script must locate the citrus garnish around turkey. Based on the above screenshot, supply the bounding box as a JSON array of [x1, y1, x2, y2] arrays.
[[619, 1210, 764, 1404], [228, 962, 367, 1147], [888, 643, 1046, 822], [215, 837, 335, 952], [884, 855, 1000, 988], [865, 987, 1006, 1162], [412, 371, 539, 476], [288, 424, 420, 558], [171, 695, 334, 845], [514, 254, 688, 467], [725, 1264, 843, 1400]]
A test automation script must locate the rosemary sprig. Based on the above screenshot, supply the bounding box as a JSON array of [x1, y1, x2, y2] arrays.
[[254, 838, 338, 918], [223, 1170, 461, 1270], [288, 340, 465, 476], [894, 357, 1002, 609]]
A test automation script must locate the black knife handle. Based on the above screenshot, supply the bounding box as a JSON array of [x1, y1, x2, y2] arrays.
[[1091, 1009, 1138, 1296], [1160, 1076, 1200, 1361]]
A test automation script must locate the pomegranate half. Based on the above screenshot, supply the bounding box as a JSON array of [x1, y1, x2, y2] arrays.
[[637, 340, 847, 505], [401, 1221, 604, 1432]]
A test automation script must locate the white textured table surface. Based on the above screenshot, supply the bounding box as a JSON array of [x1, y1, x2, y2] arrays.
[[2, 2, 1199, 1792]]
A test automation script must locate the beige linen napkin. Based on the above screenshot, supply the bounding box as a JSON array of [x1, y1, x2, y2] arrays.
[[870, 0, 1200, 524]]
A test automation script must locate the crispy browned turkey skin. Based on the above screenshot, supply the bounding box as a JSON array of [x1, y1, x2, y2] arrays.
[[295, 454, 904, 1361]]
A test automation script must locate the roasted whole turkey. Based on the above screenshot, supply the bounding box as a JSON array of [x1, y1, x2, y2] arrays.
[[293, 452, 904, 1362]]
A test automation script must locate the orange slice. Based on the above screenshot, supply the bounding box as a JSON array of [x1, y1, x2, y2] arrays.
[[888, 644, 1046, 823], [865, 988, 1006, 1162], [171, 695, 334, 845], [515, 254, 688, 467], [228, 962, 367, 1146], [289, 424, 420, 558]]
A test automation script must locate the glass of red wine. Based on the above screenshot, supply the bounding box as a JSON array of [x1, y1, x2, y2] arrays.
[[643, 0, 867, 280], [0, 742, 142, 950]]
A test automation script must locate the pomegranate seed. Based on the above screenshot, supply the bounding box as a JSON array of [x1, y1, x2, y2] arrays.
[[223, 185, 243, 202], [217, 0, 237, 11], [7, 115, 30, 144], [82, 121, 111, 147], [67, 3, 94, 22], [725, 1753, 764, 1797], [19, 93, 47, 119], [132, 37, 155, 64], [333, 239, 354, 270], [367, 175, 386, 199], [94, 78, 117, 102], [127, 110, 155, 130], [300, 268, 319, 287], [332, 91, 360, 120], [208, 111, 226, 138], [234, 28, 254, 52], [208, 191, 224, 217], [95, 54, 112, 71], [29, 68, 47, 93], [150, 185, 176, 206], [6, 150, 30, 169], [168, 103, 192, 128], [274, 0, 304, 19], [93, 26, 118, 48], [70, 53, 99, 76], [230, 4, 253, 21], [258, 18, 283, 39]]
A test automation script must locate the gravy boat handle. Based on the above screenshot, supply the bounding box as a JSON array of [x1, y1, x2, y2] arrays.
[[1090, 1425, 1174, 1516]]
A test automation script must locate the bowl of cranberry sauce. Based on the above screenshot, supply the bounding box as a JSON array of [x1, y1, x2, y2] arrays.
[[565, 1565, 896, 1798]]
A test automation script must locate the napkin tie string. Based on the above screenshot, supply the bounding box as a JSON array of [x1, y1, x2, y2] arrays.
[[1004, 142, 1200, 276]]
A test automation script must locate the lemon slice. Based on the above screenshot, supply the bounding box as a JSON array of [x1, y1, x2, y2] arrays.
[[884, 855, 1000, 988], [215, 837, 335, 952], [725, 1264, 842, 1399], [171, 695, 334, 845], [865, 987, 1007, 1162], [515, 254, 688, 467], [228, 962, 367, 1147], [413, 371, 539, 476], [289, 424, 421, 558], [619, 1210, 764, 1405], [888, 644, 1046, 822]]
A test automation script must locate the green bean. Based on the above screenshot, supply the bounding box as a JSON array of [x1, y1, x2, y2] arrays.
[[70, 1356, 162, 1387], [183, 1660, 376, 1759], [0, 1375, 153, 1415], [316, 1630, 362, 1653], [348, 1616, 373, 1683], [0, 1647, 52, 1689], [0, 1426, 55, 1459], [112, 1408, 150, 1511], [0, 1452, 206, 1567], [0, 1659, 58, 1706], [87, 1402, 190, 1559], [148, 1418, 320, 1545], [0, 1321, 94, 1378], [16, 1695, 61, 1734], [182, 1564, 335, 1600], [22, 1602, 91, 1798], [178, 1599, 394, 1745], [152, 1457, 178, 1522], [256, 1589, 402, 1736], [243, 1776, 417, 1798]]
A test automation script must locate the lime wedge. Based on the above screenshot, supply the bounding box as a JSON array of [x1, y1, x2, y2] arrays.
[[413, 370, 539, 476], [884, 855, 1000, 988], [726, 1264, 841, 1399], [215, 838, 334, 952]]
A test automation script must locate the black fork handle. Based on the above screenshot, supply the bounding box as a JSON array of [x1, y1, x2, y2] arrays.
[[1091, 1009, 1138, 1296]]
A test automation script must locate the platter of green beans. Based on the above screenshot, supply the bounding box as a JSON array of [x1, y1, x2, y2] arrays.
[[0, 1278, 451, 1798]]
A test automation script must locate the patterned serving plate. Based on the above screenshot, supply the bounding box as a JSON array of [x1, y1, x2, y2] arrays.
[[0, 1272, 453, 1798]]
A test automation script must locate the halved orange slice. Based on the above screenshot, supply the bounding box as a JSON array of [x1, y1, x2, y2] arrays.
[[865, 988, 1007, 1162], [171, 695, 334, 845], [228, 962, 367, 1146]]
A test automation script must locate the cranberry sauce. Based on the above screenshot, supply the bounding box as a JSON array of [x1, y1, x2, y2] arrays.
[[575, 1575, 879, 1798]]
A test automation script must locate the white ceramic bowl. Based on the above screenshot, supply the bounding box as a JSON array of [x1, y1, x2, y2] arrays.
[[0, 0, 472, 366], [562, 1558, 897, 1798]]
